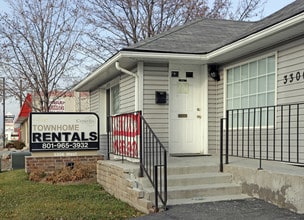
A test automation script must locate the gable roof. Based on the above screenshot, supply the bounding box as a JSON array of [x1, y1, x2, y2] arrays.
[[124, 19, 253, 54], [124, 0, 304, 54], [248, 0, 304, 34], [74, 0, 304, 91]]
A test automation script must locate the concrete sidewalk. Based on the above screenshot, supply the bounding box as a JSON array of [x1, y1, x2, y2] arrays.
[[131, 198, 304, 220]]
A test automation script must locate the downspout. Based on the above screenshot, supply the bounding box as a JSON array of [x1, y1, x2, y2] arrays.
[[115, 61, 139, 111]]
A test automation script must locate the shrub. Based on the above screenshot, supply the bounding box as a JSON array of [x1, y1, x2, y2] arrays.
[[29, 170, 47, 182], [5, 142, 14, 149], [28, 162, 96, 184], [5, 141, 26, 150]]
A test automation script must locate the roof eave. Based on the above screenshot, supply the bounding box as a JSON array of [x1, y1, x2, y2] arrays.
[[74, 51, 207, 91], [73, 52, 122, 91], [121, 50, 207, 61], [208, 12, 304, 61], [74, 11, 304, 91]]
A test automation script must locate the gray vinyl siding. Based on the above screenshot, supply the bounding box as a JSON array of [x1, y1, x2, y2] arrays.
[[90, 89, 107, 156], [208, 77, 217, 153], [119, 73, 136, 113], [143, 63, 169, 148], [208, 70, 224, 154], [90, 88, 106, 135], [277, 38, 304, 105], [90, 89, 101, 113]]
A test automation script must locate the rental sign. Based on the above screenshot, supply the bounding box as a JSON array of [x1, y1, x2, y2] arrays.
[[111, 113, 140, 158], [30, 113, 99, 152]]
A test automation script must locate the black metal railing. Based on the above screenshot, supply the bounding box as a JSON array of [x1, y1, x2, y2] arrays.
[[107, 111, 167, 211], [141, 116, 167, 211], [220, 103, 304, 171], [107, 111, 142, 161]]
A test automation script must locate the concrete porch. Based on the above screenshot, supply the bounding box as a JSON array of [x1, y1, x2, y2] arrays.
[[223, 156, 304, 214], [96, 154, 304, 214]]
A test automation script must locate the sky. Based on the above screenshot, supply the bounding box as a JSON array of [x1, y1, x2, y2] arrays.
[[243, 0, 295, 20], [0, 0, 297, 125], [263, 0, 295, 13]]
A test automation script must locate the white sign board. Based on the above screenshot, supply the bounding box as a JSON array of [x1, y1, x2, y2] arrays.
[[30, 113, 99, 152]]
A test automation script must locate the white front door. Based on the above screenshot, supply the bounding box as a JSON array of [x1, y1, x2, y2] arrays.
[[169, 64, 202, 154]]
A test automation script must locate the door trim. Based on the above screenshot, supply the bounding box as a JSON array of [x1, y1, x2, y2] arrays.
[[168, 63, 207, 154]]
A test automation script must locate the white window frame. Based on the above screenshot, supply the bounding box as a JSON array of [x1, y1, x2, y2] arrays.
[[224, 53, 277, 128], [110, 84, 120, 115], [104, 77, 120, 116]]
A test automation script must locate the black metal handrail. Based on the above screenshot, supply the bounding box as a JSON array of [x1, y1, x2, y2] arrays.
[[220, 103, 304, 170], [107, 111, 167, 211], [141, 116, 167, 211]]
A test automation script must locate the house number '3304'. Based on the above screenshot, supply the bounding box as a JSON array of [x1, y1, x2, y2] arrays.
[[283, 72, 304, 84]]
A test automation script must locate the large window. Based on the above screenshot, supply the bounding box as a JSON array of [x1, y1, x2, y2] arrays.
[[111, 84, 120, 115], [226, 55, 276, 127], [227, 55, 275, 110]]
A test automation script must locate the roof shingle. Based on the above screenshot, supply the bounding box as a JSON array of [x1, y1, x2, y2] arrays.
[[124, 0, 304, 54]]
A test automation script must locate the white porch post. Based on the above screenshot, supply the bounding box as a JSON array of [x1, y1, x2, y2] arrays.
[[201, 64, 209, 154], [137, 62, 144, 111]]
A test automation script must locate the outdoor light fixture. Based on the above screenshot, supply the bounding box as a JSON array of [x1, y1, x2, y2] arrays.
[[208, 64, 220, 81]]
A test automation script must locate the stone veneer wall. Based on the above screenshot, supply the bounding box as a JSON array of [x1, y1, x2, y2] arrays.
[[25, 155, 103, 173], [97, 160, 153, 214]]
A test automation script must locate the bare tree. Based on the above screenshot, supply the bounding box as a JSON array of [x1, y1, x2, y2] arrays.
[[81, 0, 266, 64], [231, 0, 267, 21], [0, 0, 85, 112]]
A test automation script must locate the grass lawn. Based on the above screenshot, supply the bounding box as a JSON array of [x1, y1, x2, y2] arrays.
[[0, 170, 144, 219]]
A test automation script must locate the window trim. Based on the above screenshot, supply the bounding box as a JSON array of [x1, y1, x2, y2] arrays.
[[224, 52, 278, 118], [105, 77, 120, 116], [110, 84, 120, 115]]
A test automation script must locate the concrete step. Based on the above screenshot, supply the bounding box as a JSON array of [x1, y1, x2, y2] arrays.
[[167, 183, 242, 199], [167, 172, 232, 186], [139, 172, 232, 188], [167, 194, 251, 206], [167, 164, 219, 175], [145, 183, 242, 201], [139, 162, 245, 208]]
